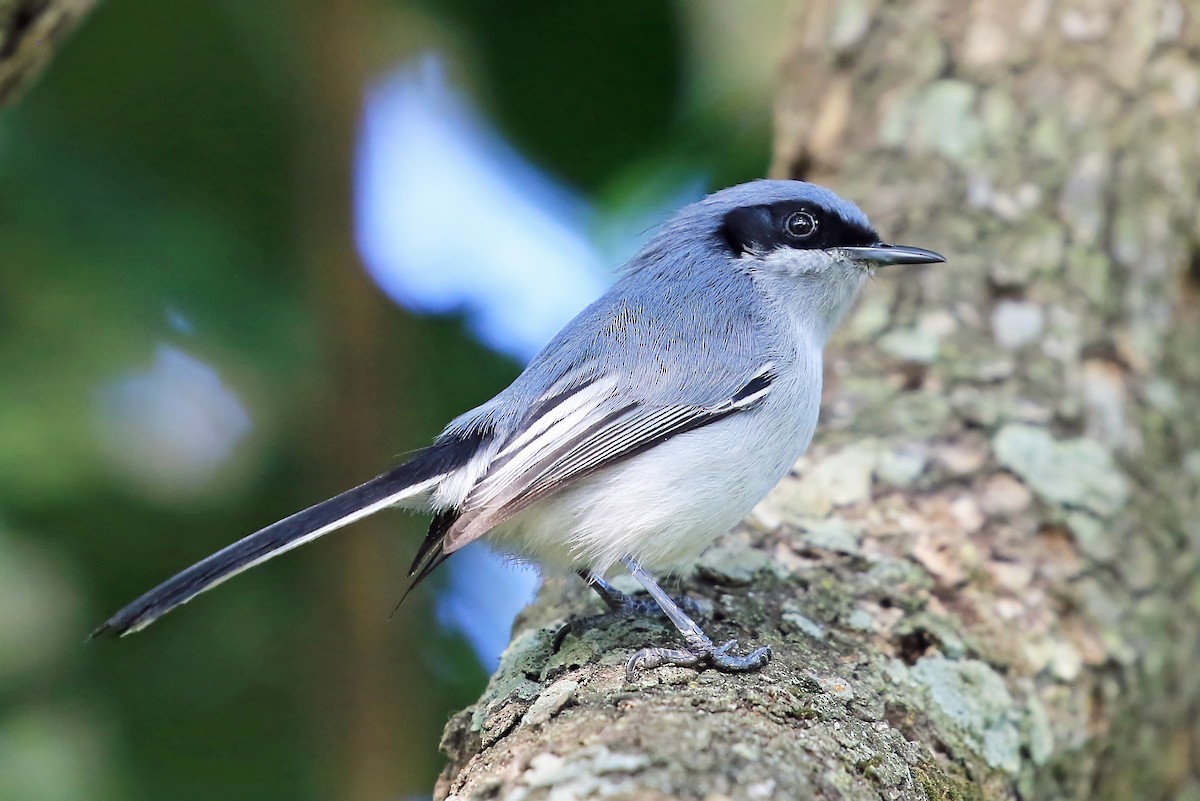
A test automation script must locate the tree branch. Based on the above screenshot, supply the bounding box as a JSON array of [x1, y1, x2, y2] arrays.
[[0, 0, 97, 107]]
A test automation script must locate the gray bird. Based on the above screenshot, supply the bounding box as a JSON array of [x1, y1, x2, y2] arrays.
[[93, 179, 945, 678]]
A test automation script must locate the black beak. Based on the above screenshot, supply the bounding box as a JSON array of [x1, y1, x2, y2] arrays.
[[837, 243, 946, 266]]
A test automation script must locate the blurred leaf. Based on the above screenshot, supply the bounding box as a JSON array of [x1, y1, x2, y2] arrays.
[[0, 703, 115, 801], [0, 525, 79, 687]]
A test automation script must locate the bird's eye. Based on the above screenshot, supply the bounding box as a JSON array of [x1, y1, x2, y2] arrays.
[[784, 211, 817, 239]]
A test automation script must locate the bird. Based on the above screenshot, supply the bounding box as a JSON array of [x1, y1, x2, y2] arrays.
[[92, 179, 945, 678]]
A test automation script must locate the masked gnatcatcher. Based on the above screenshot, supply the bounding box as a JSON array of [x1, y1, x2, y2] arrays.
[[93, 180, 945, 678]]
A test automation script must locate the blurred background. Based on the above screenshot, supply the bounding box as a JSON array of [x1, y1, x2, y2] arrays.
[[0, 1, 789, 798]]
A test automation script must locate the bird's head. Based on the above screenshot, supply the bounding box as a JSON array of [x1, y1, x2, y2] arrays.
[[711, 178, 943, 272], [674, 180, 946, 340]]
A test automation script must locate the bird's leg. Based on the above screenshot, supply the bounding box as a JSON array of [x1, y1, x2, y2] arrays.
[[622, 557, 771, 680], [582, 571, 674, 615], [552, 570, 702, 651]]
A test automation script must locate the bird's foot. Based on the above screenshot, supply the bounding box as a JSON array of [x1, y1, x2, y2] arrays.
[[560, 560, 771, 680], [625, 632, 771, 681], [552, 580, 702, 652]]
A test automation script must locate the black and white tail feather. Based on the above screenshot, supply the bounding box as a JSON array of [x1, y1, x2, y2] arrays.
[[90, 433, 486, 638]]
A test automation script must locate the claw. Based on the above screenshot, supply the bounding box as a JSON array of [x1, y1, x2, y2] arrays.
[[551, 619, 580, 652], [553, 574, 707, 653], [568, 560, 772, 680], [552, 606, 654, 652], [713, 639, 737, 656], [624, 638, 772, 680]]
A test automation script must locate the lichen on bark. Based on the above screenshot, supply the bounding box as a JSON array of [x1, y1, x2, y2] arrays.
[[438, 1, 1200, 799]]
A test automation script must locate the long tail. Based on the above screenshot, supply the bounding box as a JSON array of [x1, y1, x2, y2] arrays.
[[91, 436, 479, 638]]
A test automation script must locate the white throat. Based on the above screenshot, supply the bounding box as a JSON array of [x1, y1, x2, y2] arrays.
[[747, 249, 868, 346]]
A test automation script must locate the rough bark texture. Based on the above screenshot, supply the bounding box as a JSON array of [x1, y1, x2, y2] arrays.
[[437, 2, 1200, 799], [0, 0, 95, 106]]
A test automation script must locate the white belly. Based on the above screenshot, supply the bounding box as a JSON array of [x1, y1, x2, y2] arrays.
[[485, 377, 820, 576]]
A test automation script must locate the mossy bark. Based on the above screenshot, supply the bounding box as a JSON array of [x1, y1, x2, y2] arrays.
[[0, 0, 95, 106], [437, 2, 1200, 799]]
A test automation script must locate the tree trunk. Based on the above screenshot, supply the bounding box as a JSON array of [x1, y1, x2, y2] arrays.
[[0, 0, 95, 106], [293, 1, 444, 797], [437, 2, 1200, 799]]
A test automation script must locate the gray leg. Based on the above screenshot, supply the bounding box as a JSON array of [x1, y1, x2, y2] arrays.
[[622, 557, 771, 680], [553, 570, 702, 651], [582, 571, 663, 615]]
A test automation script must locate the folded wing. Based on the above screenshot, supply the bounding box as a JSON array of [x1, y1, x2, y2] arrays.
[[405, 363, 776, 578]]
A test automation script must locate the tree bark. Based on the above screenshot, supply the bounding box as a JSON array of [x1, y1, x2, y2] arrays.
[[437, 2, 1200, 799], [0, 0, 95, 106]]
